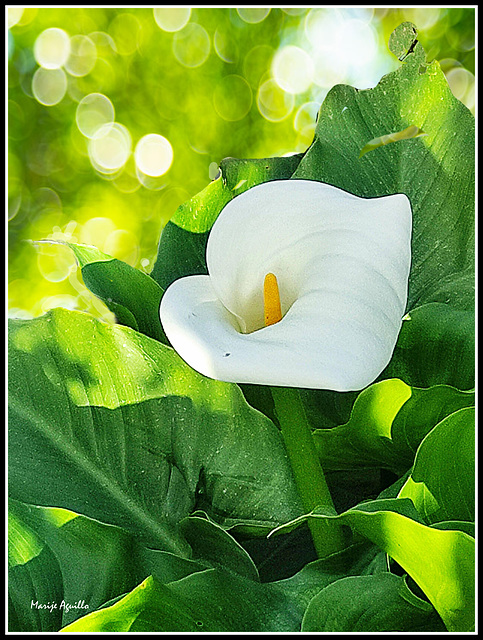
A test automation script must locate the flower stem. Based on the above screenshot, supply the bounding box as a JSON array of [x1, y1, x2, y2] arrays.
[[270, 386, 346, 559]]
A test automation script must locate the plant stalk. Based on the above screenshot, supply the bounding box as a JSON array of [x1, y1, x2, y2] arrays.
[[271, 386, 346, 559]]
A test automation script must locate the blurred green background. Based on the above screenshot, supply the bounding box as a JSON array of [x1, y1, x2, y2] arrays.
[[7, 7, 475, 321]]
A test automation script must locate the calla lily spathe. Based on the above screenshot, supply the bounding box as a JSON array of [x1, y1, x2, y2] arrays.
[[160, 180, 412, 391]]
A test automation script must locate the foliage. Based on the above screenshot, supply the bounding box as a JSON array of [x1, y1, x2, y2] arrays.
[[8, 19, 474, 634]]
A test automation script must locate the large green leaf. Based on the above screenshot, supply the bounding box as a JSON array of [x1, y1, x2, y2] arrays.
[[60, 524, 444, 633], [398, 407, 475, 525], [292, 22, 474, 315], [8, 308, 302, 554], [301, 573, 445, 632], [313, 378, 474, 474], [58, 529, 385, 632], [381, 303, 475, 390], [270, 498, 475, 632], [8, 503, 64, 632], [8, 500, 138, 631], [60, 572, 302, 633]]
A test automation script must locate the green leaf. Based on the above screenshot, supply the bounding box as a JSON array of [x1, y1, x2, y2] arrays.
[[313, 378, 474, 474], [150, 154, 303, 291], [271, 498, 475, 632], [139, 511, 260, 584], [62, 242, 167, 343], [178, 514, 260, 580], [59, 534, 388, 632], [8, 503, 64, 632], [8, 308, 302, 553], [292, 23, 474, 316], [382, 303, 475, 390], [398, 407, 475, 525], [301, 573, 445, 632], [8, 499, 138, 631], [60, 572, 302, 633]]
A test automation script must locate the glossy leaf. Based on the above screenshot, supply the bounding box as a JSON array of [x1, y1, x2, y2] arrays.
[[359, 125, 427, 158], [398, 407, 475, 524], [64, 242, 167, 343], [8, 500, 138, 631], [301, 573, 445, 632], [313, 379, 475, 474], [8, 308, 302, 553], [292, 22, 475, 316], [270, 498, 475, 632]]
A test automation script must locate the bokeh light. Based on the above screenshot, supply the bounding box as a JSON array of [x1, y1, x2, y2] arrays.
[[7, 7, 475, 321], [237, 8, 271, 24], [8, 7, 24, 29], [76, 93, 115, 138], [257, 78, 294, 122], [64, 34, 97, 77], [32, 67, 67, 106], [272, 45, 314, 94], [172, 23, 211, 68], [213, 75, 253, 121], [134, 134, 173, 177], [34, 27, 71, 69], [88, 123, 132, 174], [154, 7, 191, 32], [108, 12, 142, 56]]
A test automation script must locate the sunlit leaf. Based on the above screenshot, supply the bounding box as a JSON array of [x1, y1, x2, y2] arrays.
[[313, 379, 474, 474], [398, 407, 475, 525]]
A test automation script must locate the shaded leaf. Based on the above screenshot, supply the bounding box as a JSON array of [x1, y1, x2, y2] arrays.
[[8, 500, 138, 631], [382, 303, 475, 390], [65, 242, 167, 343], [8, 308, 302, 554], [60, 572, 302, 633], [301, 573, 445, 632]]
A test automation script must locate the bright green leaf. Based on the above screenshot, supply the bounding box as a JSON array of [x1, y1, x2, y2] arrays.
[[64, 242, 167, 343], [313, 378, 474, 474], [398, 407, 475, 524]]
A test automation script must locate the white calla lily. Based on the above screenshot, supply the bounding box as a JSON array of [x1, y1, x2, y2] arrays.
[[160, 179, 412, 391]]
